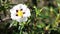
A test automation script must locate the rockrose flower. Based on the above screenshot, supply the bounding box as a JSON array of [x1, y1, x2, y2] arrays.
[[10, 4, 31, 22]]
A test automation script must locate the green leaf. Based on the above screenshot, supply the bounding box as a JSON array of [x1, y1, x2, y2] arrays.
[[37, 23, 45, 28]]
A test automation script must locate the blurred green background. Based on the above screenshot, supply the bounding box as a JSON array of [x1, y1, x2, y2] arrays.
[[0, 0, 60, 34]]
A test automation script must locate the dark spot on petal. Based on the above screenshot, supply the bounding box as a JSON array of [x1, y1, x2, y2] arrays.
[[20, 9, 23, 11], [16, 10, 18, 12], [16, 14, 18, 16], [23, 12, 25, 14]]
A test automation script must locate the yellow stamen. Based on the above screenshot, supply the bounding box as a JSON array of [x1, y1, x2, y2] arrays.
[[17, 10, 23, 17]]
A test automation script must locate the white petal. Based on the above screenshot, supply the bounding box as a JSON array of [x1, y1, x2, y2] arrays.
[[22, 17, 28, 22], [11, 14, 21, 20], [23, 8, 31, 17]]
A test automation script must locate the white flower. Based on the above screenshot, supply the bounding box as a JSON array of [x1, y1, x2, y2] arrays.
[[10, 4, 31, 22]]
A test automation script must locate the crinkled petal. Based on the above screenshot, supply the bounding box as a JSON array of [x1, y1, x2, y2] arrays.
[[22, 17, 28, 22], [23, 8, 31, 17]]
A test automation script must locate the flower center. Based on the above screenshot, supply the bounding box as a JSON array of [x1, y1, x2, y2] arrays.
[[16, 10, 23, 17]]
